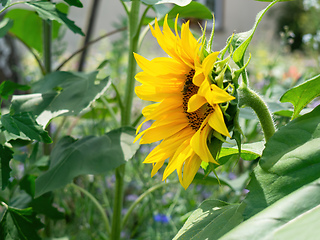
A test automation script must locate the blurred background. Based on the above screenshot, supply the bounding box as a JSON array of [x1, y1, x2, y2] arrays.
[[1, 0, 320, 239]]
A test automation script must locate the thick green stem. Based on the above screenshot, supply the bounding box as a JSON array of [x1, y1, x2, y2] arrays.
[[111, 164, 126, 240], [43, 19, 52, 74], [70, 183, 111, 235], [111, 1, 140, 239], [238, 84, 276, 141], [121, 0, 140, 126]]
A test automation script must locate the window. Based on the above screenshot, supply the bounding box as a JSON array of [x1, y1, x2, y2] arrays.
[[197, 0, 224, 30]]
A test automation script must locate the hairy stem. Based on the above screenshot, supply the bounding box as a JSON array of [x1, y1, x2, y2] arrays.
[[238, 84, 276, 141]]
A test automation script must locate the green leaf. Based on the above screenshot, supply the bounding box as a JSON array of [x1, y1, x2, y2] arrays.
[[11, 71, 110, 127], [0, 18, 13, 38], [167, 1, 212, 19], [0, 206, 44, 240], [192, 173, 233, 189], [0, 0, 9, 7], [244, 105, 320, 219], [30, 193, 64, 220], [4, 8, 61, 53], [219, 141, 264, 165], [35, 127, 139, 197], [0, 144, 13, 190], [231, 0, 279, 66], [1, 113, 52, 143], [280, 74, 320, 119], [26, 1, 84, 36], [141, 0, 191, 6], [174, 200, 245, 240], [63, 0, 83, 7], [0, 81, 30, 99], [19, 175, 36, 198], [219, 179, 320, 240]]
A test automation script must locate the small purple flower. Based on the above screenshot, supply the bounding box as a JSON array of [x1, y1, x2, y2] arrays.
[[228, 172, 237, 180], [154, 214, 170, 223]]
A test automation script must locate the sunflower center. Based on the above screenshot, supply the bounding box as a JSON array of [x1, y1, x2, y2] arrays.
[[182, 69, 213, 131]]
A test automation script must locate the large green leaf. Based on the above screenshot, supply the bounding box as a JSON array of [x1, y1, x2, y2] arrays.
[[244, 105, 320, 219], [167, 1, 212, 19], [0, 205, 44, 240], [4, 8, 62, 53], [0, 144, 13, 190], [1, 112, 52, 143], [11, 71, 110, 127], [219, 179, 320, 240], [35, 127, 139, 197], [26, 1, 84, 36], [231, 0, 279, 66], [141, 0, 191, 6], [280, 74, 320, 119], [174, 200, 245, 240], [0, 18, 13, 38]]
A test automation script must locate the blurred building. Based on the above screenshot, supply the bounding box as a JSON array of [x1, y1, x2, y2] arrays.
[[65, 0, 275, 52]]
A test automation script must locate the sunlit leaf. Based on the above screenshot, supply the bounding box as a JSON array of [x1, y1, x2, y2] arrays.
[[244, 105, 320, 219], [219, 141, 264, 165], [0, 144, 13, 190], [1, 112, 52, 143], [141, 0, 191, 6], [0, 18, 13, 38], [167, 1, 212, 19], [35, 127, 139, 197], [280, 74, 320, 119], [0, 206, 43, 240], [26, 1, 84, 36], [174, 200, 245, 240], [219, 179, 320, 240], [231, 0, 279, 66], [11, 71, 110, 127]]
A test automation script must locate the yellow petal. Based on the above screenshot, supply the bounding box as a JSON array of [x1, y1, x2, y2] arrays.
[[198, 80, 235, 106], [202, 52, 219, 77], [190, 119, 217, 164], [143, 128, 194, 164], [208, 106, 231, 138], [162, 138, 192, 180], [139, 122, 188, 144], [151, 160, 165, 177], [134, 53, 187, 77], [181, 154, 202, 189], [193, 70, 204, 86], [188, 94, 206, 112]]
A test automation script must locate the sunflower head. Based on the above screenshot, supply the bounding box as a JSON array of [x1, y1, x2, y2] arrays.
[[134, 15, 237, 189]]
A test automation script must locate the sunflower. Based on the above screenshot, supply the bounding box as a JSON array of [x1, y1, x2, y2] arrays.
[[134, 15, 235, 189]]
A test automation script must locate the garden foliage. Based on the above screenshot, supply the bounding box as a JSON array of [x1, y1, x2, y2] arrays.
[[0, 0, 319, 239]]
